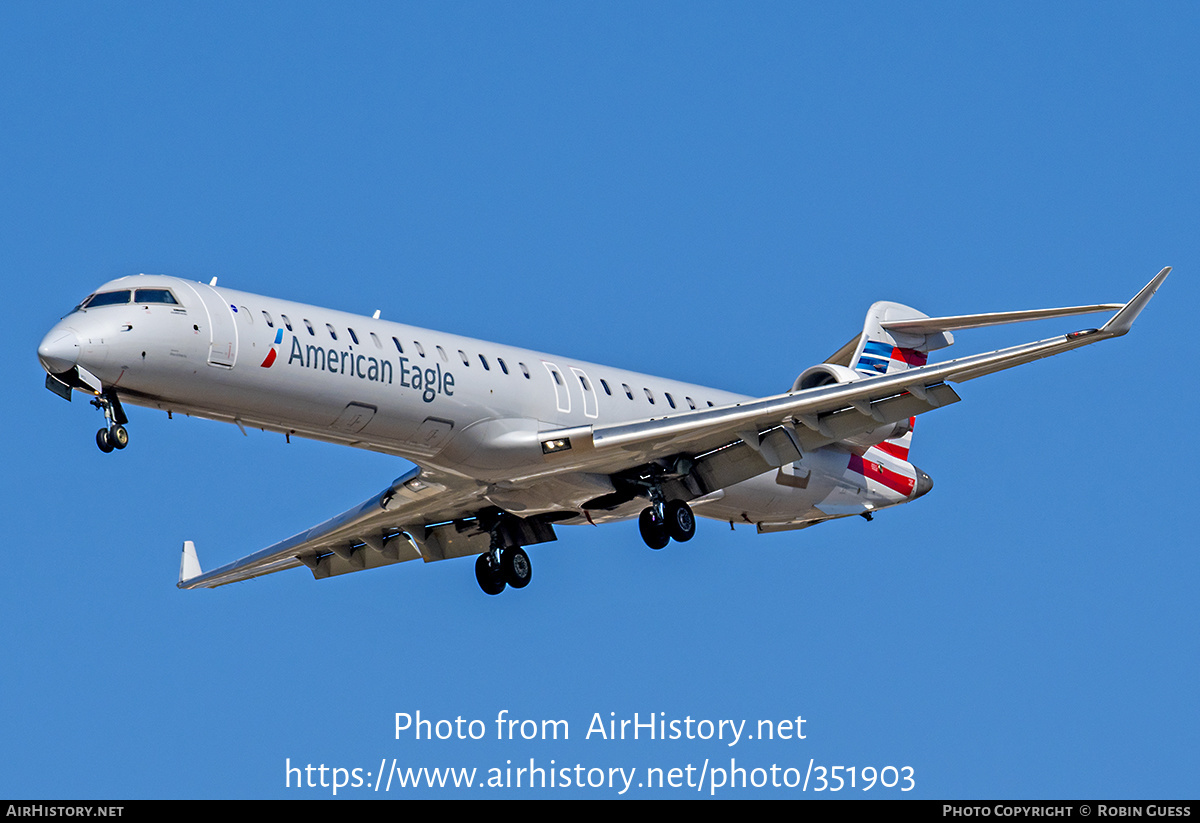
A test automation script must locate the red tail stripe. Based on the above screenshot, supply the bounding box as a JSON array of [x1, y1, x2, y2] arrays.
[[848, 454, 916, 496], [874, 441, 910, 459], [892, 347, 927, 366]]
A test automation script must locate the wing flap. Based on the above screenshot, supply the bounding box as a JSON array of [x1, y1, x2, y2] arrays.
[[805, 383, 959, 445], [311, 532, 423, 580]]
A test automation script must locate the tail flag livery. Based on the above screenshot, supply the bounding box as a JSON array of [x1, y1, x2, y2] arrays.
[[847, 301, 953, 460], [850, 301, 955, 378]]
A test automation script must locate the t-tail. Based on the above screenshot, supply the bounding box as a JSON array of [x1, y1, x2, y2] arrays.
[[847, 301, 955, 461]]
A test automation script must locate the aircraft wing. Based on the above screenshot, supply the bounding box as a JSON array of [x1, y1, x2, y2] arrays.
[[179, 268, 1169, 589], [534, 268, 1172, 482], [177, 466, 494, 588]]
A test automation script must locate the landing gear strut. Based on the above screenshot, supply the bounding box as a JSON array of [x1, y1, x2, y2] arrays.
[[91, 392, 129, 454]]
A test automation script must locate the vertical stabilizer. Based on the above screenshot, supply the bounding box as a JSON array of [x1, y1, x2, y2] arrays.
[[849, 301, 953, 459]]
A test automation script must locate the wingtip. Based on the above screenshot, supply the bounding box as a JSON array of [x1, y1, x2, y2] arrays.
[[1099, 266, 1172, 337], [178, 540, 202, 586]]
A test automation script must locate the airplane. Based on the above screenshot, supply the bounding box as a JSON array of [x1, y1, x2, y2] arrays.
[[36, 267, 1171, 595]]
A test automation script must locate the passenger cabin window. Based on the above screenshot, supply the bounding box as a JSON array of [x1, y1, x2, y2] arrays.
[[686, 397, 696, 410], [436, 345, 447, 362], [644, 388, 655, 404], [392, 337, 404, 354], [479, 354, 490, 370], [281, 315, 293, 331], [370, 332, 381, 349], [262, 311, 274, 327], [519, 362, 530, 379], [134, 289, 179, 305], [623, 383, 633, 400], [459, 350, 470, 366], [348, 328, 359, 344], [414, 342, 426, 357], [303, 320, 315, 336], [601, 379, 612, 396], [665, 392, 676, 409], [326, 324, 338, 340], [497, 358, 509, 375]]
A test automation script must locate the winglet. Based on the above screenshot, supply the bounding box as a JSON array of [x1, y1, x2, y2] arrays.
[[179, 540, 202, 586], [1100, 267, 1172, 337]]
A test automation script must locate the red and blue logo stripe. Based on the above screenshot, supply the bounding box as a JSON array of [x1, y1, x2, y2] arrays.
[[260, 328, 283, 368], [856, 340, 927, 375]]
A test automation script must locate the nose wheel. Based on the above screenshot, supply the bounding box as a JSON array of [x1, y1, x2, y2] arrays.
[[95, 425, 128, 453], [90, 392, 130, 453]]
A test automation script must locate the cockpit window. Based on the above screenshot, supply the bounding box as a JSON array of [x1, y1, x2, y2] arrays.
[[81, 290, 132, 308], [134, 288, 179, 305]]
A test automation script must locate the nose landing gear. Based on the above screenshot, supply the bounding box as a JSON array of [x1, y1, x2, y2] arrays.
[[90, 392, 129, 454], [95, 425, 128, 453]]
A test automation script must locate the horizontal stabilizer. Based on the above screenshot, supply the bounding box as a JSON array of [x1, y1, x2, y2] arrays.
[[881, 303, 1123, 335]]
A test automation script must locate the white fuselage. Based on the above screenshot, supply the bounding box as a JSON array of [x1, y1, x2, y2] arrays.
[[38, 274, 924, 530]]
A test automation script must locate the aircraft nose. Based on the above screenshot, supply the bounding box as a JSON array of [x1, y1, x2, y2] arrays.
[[38, 327, 80, 374], [911, 466, 934, 499]]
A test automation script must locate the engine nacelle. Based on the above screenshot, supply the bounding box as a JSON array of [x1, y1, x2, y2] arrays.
[[792, 364, 912, 448], [791, 363, 862, 392]]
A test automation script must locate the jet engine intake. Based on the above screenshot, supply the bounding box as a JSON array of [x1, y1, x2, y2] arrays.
[[792, 363, 861, 392]]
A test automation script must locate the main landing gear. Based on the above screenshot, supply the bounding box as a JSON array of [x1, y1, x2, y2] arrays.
[[91, 392, 129, 454], [472, 511, 549, 595], [638, 499, 696, 550], [475, 547, 532, 596]]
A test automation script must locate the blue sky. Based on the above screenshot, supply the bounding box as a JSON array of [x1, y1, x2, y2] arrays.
[[3, 2, 1197, 798]]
